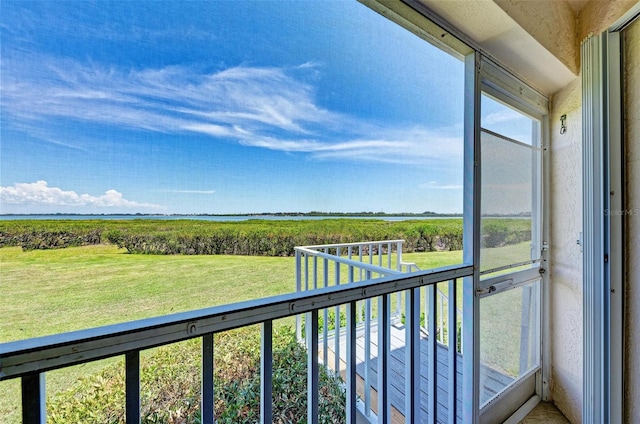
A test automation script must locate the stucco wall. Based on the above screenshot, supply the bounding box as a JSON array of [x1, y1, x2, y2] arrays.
[[624, 16, 640, 424], [494, 0, 578, 74], [578, 0, 638, 45], [549, 77, 583, 424]]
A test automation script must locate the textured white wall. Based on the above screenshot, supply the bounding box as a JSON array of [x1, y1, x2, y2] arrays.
[[546, 4, 640, 423], [624, 16, 640, 424], [494, 0, 578, 74], [549, 77, 584, 424]]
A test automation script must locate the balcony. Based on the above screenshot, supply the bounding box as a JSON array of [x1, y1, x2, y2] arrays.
[[1, 240, 476, 423]]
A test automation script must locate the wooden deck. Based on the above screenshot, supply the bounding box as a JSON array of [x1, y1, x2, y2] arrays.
[[319, 323, 514, 423]]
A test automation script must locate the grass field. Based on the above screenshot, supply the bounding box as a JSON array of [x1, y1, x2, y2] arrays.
[[0, 245, 295, 422], [0, 242, 535, 422]]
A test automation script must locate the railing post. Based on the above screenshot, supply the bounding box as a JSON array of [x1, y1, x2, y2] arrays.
[[261, 320, 273, 423], [395, 242, 403, 316], [448, 279, 458, 424], [305, 254, 309, 291], [334, 249, 341, 374], [125, 351, 141, 424], [439, 289, 445, 344], [313, 256, 318, 289], [346, 301, 357, 424], [378, 294, 391, 424], [428, 284, 437, 423], [324, 247, 329, 288], [308, 309, 319, 424], [323, 247, 329, 369], [405, 286, 421, 423], [202, 333, 214, 424], [296, 250, 302, 341], [364, 271, 372, 416], [22, 373, 45, 424]]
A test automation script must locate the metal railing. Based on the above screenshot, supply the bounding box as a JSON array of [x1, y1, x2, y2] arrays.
[[295, 240, 466, 421], [2, 261, 472, 424]]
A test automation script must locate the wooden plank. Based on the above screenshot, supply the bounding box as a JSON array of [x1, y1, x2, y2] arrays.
[[321, 323, 515, 422]]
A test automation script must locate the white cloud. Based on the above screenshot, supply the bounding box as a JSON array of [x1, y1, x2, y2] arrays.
[[2, 57, 336, 134], [0, 181, 163, 210], [159, 189, 216, 194], [2, 56, 463, 165], [483, 110, 524, 125], [419, 181, 463, 190]]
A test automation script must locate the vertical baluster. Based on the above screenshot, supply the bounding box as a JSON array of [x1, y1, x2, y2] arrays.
[[428, 284, 437, 423], [261, 320, 273, 423], [364, 270, 372, 416], [324, 247, 329, 288], [202, 334, 214, 424], [439, 287, 445, 344], [378, 294, 391, 424], [358, 246, 364, 323], [378, 243, 383, 267], [425, 286, 429, 332], [323, 249, 329, 370], [22, 373, 45, 424], [359, 244, 364, 283], [308, 309, 319, 424], [448, 279, 458, 424], [313, 256, 318, 290], [346, 300, 357, 424], [396, 242, 402, 316], [348, 261, 355, 372], [405, 286, 421, 423], [305, 253, 312, 356], [335, 247, 341, 373], [323, 306, 329, 370], [295, 250, 302, 292], [125, 351, 141, 424], [305, 254, 309, 291], [296, 251, 302, 341]]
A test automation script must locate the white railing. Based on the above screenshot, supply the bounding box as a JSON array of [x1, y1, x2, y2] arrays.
[[295, 240, 465, 421]]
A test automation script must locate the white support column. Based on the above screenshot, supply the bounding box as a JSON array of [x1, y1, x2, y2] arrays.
[[581, 30, 624, 424], [462, 50, 481, 424]]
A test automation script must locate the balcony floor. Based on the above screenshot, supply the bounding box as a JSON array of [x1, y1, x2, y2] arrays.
[[520, 402, 570, 424], [320, 323, 514, 423]]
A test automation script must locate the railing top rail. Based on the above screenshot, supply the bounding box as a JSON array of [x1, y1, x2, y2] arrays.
[[295, 246, 403, 276], [0, 264, 473, 380], [294, 239, 406, 251]]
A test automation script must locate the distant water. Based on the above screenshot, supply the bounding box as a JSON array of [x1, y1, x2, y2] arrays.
[[0, 214, 459, 222]]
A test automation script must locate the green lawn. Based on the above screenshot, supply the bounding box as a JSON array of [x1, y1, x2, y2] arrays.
[[0, 245, 297, 422], [0, 245, 296, 342], [0, 242, 535, 422]]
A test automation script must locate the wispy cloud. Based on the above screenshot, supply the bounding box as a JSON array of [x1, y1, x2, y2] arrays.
[[419, 181, 463, 190], [0, 181, 163, 210], [158, 189, 216, 194], [2, 55, 462, 165], [483, 110, 524, 125]]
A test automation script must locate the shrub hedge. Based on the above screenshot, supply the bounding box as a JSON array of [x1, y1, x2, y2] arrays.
[[0, 217, 530, 256], [48, 326, 346, 423]]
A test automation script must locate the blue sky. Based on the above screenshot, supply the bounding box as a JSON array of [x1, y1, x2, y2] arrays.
[[0, 1, 532, 215]]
